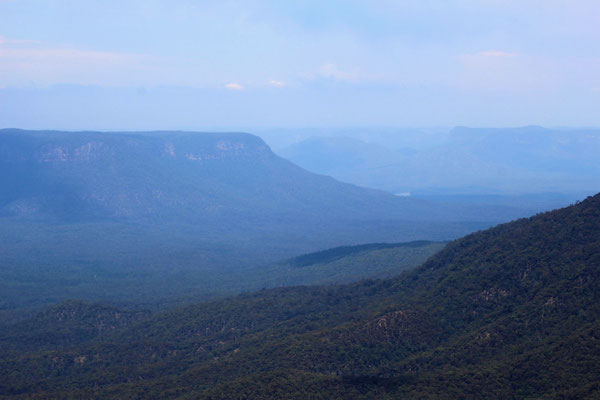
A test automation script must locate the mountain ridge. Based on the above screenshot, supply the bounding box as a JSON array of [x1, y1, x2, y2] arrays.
[[278, 126, 600, 196], [0, 128, 442, 221]]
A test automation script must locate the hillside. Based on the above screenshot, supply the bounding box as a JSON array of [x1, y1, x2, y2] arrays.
[[0, 129, 524, 317], [1, 194, 598, 398]]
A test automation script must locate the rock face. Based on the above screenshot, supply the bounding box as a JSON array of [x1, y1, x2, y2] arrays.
[[1, 129, 271, 164]]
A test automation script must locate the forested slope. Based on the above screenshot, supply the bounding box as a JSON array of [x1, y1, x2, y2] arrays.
[[1, 194, 599, 399]]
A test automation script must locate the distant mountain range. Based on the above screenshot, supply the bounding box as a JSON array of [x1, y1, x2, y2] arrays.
[[278, 126, 600, 196], [1, 128, 409, 221], [1, 128, 519, 222], [1, 129, 533, 317], [2, 193, 598, 398]]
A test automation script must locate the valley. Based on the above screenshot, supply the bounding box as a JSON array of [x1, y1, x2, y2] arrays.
[[2, 3, 598, 398], [1, 193, 598, 398]]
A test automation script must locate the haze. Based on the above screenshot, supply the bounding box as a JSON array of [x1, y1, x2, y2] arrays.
[[2, 2, 600, 398], [1, 0, 599, 129]]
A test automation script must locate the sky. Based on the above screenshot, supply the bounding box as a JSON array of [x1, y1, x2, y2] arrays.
[[0, 0, 599, 129]]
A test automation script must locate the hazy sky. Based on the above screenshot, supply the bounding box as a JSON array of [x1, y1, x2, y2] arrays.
[[1, 0, 599, 129]]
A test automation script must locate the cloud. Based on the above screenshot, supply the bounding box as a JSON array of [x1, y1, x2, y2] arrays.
[[0, 35, 39, 46], [477, 50, 516, 58], [318, 63, 359, 82], [0, 35, 146, 86], [268, 79, 285, 87], [224, 82, 244, 90], [0, 47, 139, 64]]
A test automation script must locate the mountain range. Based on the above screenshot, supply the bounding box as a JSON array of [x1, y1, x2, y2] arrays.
[[278, 126, 600, 198], [1, 129, 529, 319]]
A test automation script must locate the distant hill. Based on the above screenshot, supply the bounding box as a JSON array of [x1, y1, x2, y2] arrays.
[[278, 126, 600, 197], [0, 129, 520, 318], [1, 193, 599, 398]]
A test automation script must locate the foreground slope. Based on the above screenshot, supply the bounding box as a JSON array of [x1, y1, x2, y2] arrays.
[[1, 194, 599, 398]]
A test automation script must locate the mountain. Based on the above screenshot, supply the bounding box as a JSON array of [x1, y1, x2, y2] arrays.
[[2, 129, 519, 319], [1, 128, 517, 223], [278, 126, 600, 197], [1, 193, 598, 398], [258, 127, 449, 153], [0, 128, 415, 220], [277, 136, 409, 180]]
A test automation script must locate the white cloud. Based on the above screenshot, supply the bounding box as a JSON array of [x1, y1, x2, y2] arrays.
[[477, 50, 516, 58], [318, 63, 360, 82], [268, 79, 285, 87], [0, 35, 146, 86], [224, 82, 244, 90]]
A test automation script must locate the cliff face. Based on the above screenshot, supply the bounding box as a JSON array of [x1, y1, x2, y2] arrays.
[[0, 129, 272, 163]]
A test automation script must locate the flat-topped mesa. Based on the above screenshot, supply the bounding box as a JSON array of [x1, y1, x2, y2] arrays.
[[0, 129, 273, 163], [0, 128, 529, 226], [0, 128, 418, 221]]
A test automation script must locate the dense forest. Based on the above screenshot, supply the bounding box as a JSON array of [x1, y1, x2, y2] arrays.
[[1, 193, 598, 398], [0, 239, 442, 325]]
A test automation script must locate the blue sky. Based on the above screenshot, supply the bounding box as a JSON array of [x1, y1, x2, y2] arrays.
[[1, 0, 599, 129]]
